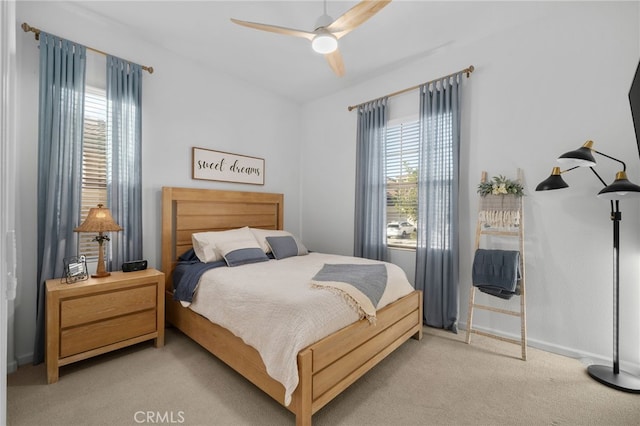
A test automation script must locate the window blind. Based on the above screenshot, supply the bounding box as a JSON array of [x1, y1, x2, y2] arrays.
[[385, 120, 419, 247], [79, 86, 108, 259]]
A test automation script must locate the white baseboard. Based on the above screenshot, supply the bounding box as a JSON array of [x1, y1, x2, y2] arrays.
[[13, 352, 33, 369], [7, 358, 17, 374], [461, 324, 640, 375]]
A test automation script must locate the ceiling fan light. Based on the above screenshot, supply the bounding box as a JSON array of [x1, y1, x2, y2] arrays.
[[312, 33, 337, 54]]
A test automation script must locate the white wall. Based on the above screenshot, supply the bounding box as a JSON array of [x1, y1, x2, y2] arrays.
[[13, 1, 302, 365], [301, 2, 640, 370], [11, 1, 640, 374]]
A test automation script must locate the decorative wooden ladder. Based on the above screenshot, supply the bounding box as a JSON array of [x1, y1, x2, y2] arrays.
[[465, 170, 527, 360]]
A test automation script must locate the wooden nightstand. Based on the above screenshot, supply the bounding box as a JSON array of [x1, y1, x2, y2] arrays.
[[45, 268, 165, 384]]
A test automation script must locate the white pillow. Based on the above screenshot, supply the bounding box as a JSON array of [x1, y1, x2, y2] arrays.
[[191, 227, 257, 263], [250, 228, 298, 253]]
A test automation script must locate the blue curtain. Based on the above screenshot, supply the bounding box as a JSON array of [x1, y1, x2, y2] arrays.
[[34, 33, 86, 364], [415, 74, 463, 332], [354, 98, 388, 261], [106, 56, 143, 269]]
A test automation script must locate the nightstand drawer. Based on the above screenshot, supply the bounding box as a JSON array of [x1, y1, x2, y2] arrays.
[[60, 284, 157, 328], [60, 309, 157, 358]]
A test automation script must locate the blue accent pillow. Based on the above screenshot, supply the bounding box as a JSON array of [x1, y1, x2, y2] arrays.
[[223, 247, 269, 267], [266, 236, 308, 260], [216, 239, 269, 267]]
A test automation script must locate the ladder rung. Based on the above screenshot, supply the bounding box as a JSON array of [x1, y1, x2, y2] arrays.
[[471, 303, 521, 317], [469, 328, 524, 347], [479, 229, 520, 236]]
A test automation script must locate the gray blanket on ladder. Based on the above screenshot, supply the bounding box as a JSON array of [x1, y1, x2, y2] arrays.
[[472, 249, 521, 300]]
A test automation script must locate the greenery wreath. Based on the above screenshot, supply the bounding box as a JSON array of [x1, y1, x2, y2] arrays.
[[477, 175, 524, 197]]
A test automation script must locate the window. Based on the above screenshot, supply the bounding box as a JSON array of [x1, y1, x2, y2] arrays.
[[79, 86, 108, 260], [384, 112, 454, 250], [385, 119, 419, 248]]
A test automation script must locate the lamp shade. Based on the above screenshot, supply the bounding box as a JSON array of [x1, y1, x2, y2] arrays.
[[74, 204, 122, 233], [557, 140, 597, 168], [312, 31, 338, 54], [536, 167, 569, 191], [597, 171, 640, 199]]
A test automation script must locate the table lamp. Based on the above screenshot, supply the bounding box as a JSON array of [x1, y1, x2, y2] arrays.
[[74, 204, 122, 278]]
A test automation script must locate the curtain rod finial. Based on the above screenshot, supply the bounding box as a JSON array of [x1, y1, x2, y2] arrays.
[[21, 22, 40, 40]]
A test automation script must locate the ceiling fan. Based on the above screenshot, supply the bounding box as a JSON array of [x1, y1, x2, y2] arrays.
[[230, 0, 391, 77]]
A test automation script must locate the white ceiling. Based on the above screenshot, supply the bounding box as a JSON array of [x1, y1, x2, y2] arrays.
[[68, 1, 552, 103]]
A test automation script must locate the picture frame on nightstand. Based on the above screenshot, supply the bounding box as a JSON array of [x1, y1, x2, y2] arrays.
[[62, 255, 88, 284]]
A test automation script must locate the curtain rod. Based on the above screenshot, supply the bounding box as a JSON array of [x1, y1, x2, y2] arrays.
[[347, 65, 474, 111], [21, 22, 154, 74]]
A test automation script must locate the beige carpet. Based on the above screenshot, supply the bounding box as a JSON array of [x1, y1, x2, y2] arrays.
[[7, 327, 639, 426]]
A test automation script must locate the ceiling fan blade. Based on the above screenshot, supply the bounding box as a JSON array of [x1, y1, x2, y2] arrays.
[[326, 0, 391, 39], [230, 18, 315, 40], [325, 49, 345, 77]]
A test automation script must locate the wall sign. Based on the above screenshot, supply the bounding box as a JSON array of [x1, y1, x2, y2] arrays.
[[192, 147, 265, 185]]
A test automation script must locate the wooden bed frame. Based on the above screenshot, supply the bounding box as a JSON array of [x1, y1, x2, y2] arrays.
[[161, 187, 423, 425]]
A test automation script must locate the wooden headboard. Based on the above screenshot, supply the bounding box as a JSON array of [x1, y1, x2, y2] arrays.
[[161, 187, 284, 291]]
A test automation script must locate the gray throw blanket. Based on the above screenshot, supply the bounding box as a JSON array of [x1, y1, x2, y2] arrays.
[[311, 263, 387, 323], [472, 249, 521, 300]]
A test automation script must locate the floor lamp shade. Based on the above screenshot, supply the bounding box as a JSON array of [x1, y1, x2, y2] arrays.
[[74, 204, 122, 278], [597, 171, 640, 199], [535, 167, 569, 191], [557, 140, 597, 167]]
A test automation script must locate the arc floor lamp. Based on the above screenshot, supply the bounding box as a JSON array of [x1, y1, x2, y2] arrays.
[[536, 140, 640, 393]]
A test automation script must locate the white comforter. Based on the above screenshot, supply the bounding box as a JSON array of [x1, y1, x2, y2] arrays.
[[187, 252, 415, 406]]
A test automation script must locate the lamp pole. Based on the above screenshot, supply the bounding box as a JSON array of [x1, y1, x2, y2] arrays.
[[612, 205, 620, 376], [585, 200, 640, 391]]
